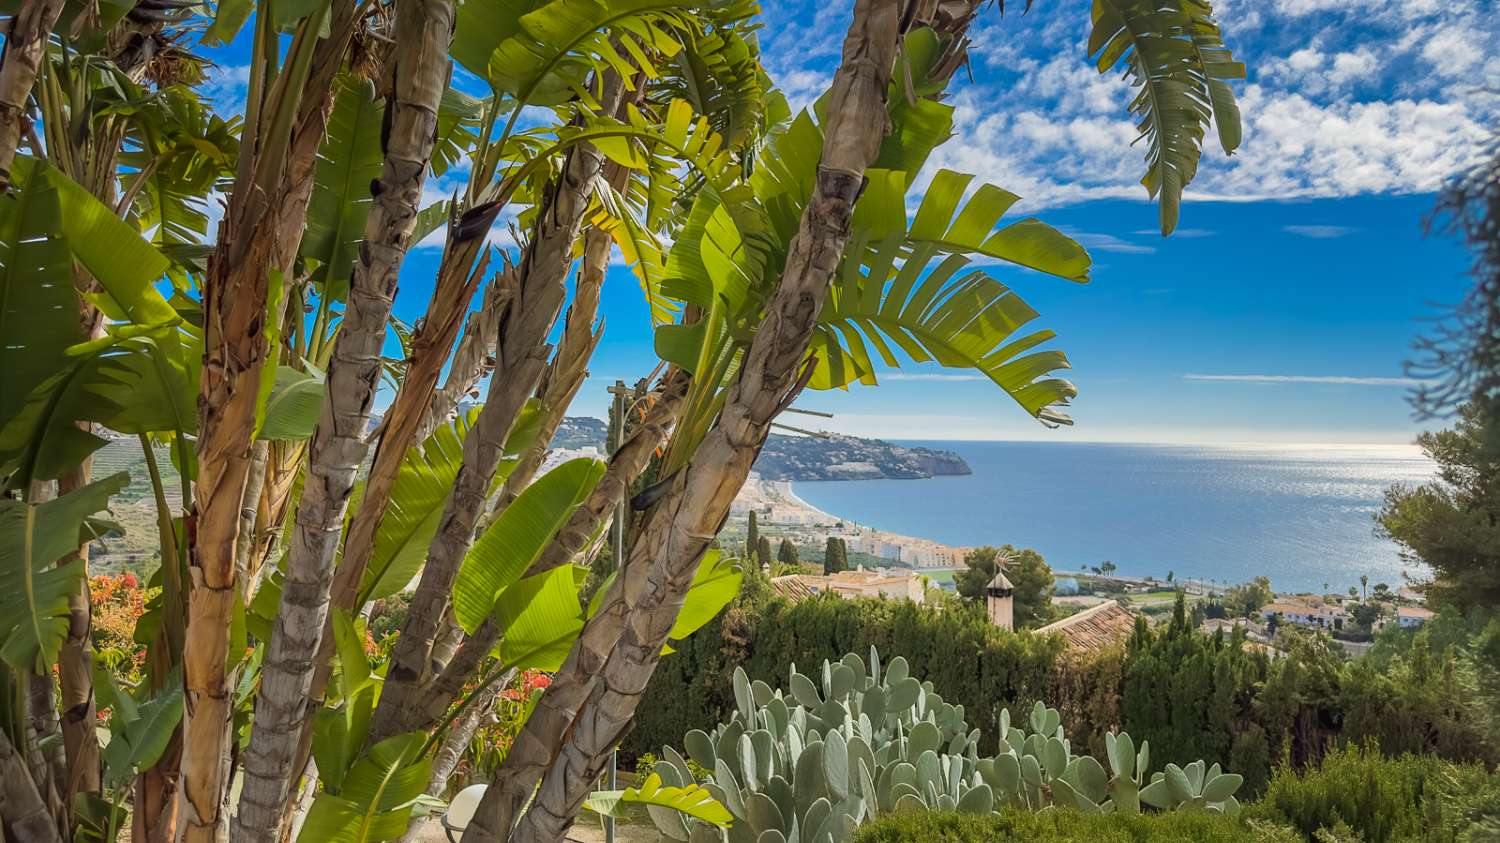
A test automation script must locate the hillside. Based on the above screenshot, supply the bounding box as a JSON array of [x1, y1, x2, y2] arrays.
[[559, 417, 970, 481]]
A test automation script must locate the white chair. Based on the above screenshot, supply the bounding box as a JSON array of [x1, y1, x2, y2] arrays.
[[440, 784, 489, 842]]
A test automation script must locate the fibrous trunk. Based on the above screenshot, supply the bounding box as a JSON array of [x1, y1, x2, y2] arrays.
[[178, 5, 357, 837], [0, 729, 63, 843], [233, 1, 457, 838], [0, 0, 64, 189], [368, 86, 621, 741], [471, 1, 904, 836], [414, 369, 688, 734]]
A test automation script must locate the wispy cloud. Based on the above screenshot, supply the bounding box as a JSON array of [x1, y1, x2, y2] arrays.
[[878, 373, 988, 382], [1063, 229, 1157, 254], [1134, 228, 1215, 238], [1283, 225, 1360, 238], [1184, 373, 1421, 386]]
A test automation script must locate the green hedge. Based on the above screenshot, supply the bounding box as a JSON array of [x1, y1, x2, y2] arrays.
[[628, 593, 1061, 757], [1246, 744, 1500, 843], [632, 590, 1499, 799], [848, 809, 1301, 843]]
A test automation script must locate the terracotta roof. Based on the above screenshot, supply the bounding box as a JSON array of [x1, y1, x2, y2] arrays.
[[1034, 600, 1136, 654], [1398, 606, 1435, 619], [1261, 602, 1316, 616], [771, 575, 821, 601]]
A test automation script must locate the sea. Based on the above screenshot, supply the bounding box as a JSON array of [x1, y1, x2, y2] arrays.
[[792, 441, 1437, 595]]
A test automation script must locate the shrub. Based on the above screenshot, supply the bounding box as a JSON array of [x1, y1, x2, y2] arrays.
[[849, 808, 1302, 843], [1247, 744, 1500, 843]]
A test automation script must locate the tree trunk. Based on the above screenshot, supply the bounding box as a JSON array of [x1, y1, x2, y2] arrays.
[[178, 5, 357, 837], [25, 671, 66, 833], [412, 370, 687, 734], [481, 166, 622, 524], [0, 0, 64, 189], [472, 2, 904, 836], [0, 728, 63, 843], [56, 466, 102, 805], [419, 268, 513, 440], [368, 82, 622, 742], [233, 2, 457, 839]]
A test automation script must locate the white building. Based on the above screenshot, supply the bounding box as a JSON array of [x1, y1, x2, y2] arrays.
[[1398, 606, 1434, 628]]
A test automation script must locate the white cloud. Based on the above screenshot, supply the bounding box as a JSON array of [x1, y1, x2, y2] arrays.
[[757, 0, 1498, 214], [1184, 374, 1422, 386], [1063, 229, 1157, 254], [1283, 225, 1359, 238], [203, 65, 250, 113]]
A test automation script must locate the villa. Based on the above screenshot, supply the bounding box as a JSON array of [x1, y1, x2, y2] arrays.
[[1398, 606, 1435, 628], [1261, 597, 1347, 630]]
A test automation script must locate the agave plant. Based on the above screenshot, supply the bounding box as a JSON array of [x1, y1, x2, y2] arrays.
[[648, 648, 1245, 843]]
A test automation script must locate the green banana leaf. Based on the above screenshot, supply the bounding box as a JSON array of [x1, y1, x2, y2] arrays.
[[356, 401, 542, 605], [298, 732, 432, 843], [451, 457, 606, 633], [0, 472, 129, 672], [300, 75, 385, 300], [583, 772, 733, 827]]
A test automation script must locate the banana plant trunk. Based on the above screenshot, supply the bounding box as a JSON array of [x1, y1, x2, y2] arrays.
[[413, 369, 689, 734], [420, 268, 512, 439], [0, 0, 64, 189], [471, 1, 904, 836], [0, 729, 64, 843], [368, 87, 621, 742], [233, 2, 457, 839], [178, 6, 357, 837]]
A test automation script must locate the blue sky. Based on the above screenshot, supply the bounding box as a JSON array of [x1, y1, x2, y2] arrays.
[[202, 0, 1499, 445]]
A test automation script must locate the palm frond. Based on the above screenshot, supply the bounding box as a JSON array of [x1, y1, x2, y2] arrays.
[[1089, 0, 1245, 234]]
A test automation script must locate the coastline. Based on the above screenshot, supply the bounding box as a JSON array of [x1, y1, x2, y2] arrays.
[[729, 476, 970, 569]]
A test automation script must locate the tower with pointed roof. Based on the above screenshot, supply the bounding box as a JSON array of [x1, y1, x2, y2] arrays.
[[986, 570, 1014, 631]]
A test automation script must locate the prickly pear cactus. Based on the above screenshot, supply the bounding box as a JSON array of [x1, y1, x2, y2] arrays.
[[647, 647, 1243, 843]]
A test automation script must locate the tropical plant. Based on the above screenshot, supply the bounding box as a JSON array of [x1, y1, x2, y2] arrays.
[[0, 0, 1246, 835], [476, 0, 1246, 834]]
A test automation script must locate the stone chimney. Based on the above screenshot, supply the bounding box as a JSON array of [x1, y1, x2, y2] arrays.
[[986, 570, 1014, 631]]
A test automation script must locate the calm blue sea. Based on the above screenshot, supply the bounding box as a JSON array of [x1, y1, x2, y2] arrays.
[[792, 441, 1437, 595]]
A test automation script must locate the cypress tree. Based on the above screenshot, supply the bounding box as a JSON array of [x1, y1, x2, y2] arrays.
[[747, 510, 760, 558], [756, 536, 773, 568], [778, 538, 799, 567], [824, 536, 848, 574]]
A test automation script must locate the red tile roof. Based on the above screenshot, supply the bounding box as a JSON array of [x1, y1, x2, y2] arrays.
[[1034, 600, 1136, 654]]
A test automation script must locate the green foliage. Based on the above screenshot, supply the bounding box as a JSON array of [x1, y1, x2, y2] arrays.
[[824, 537, 849, 575], [452, 457, 605, 633], [1088, 0, 1244, 235], [954, 545, 1059, 629], [0, 472, 129, 672], [777, 538, 799, 568], [1120, 606, 1499, 798], [629, 592, 1063, 761], [1247, 744, 1500, 843], [0, 158, 174, 436], [300, 74, 385, 300], [850, 807, 1300, 843], [583, 772, 733, 828], [297, 732, 434, 843], [1379, 403, 1500, 609], [1223, 576, 1275, 618]]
